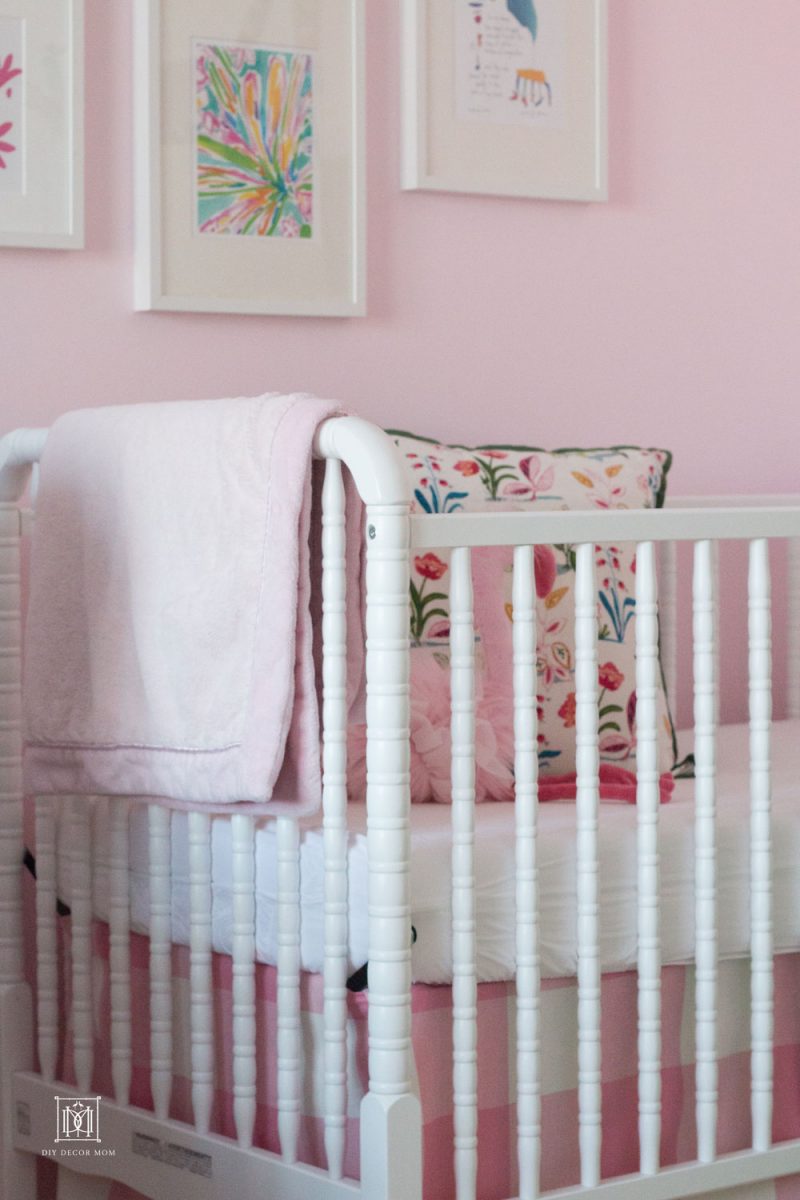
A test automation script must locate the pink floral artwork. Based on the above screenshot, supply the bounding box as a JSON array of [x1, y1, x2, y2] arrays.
[[0, 21, 23, 193]]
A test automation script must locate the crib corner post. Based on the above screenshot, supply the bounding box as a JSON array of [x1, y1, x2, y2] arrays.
[[360, 499, 422, 1200], [0, 502, 36, 1200]]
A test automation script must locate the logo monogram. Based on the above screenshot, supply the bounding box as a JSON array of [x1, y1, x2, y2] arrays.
[[55, 1096, 101, 1143]]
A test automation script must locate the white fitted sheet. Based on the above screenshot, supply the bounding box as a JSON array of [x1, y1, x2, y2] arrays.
[[84, 719, 800, 984]]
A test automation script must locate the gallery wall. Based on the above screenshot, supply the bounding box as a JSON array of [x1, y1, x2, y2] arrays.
[[2, 0, 799, 722]]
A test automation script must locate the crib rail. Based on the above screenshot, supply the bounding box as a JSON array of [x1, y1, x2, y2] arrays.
[[410, 503, 800, 548]]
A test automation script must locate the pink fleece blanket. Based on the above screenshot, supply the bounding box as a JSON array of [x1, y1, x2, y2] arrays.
[[23, 395, 363, 814]]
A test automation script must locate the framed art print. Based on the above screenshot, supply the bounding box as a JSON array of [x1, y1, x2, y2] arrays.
[[402, 0, 607, 203], [134, 0, 366, 316], [0, 0, 83, 248]]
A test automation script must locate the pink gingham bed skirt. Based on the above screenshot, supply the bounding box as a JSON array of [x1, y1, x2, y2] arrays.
[[36, 922, 800, 1200]]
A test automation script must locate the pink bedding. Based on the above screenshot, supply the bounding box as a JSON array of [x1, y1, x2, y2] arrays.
[[37, 921, 800, 1200]]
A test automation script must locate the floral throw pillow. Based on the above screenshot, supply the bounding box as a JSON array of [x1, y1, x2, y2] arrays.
[[383, 430, 676, 801]]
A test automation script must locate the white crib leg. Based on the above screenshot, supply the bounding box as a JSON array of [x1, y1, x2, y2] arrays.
[[321, 458, 350, 1180], [575, 542, 601, 1189], [513, 545, 540, 1200], [450, 547, 477, 1200], [0, 504, 35, 1200], [359, 500, 421, 1200], [56, 1167, 112, 1200]]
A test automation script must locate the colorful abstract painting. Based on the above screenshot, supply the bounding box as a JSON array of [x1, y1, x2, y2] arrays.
[[195, 42, 313, 239], [0, 17, 23, 194]]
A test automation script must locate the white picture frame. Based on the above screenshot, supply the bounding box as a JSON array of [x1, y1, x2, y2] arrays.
[[402, 0, 607, 203], [0, 0, 84, 249], [134, 0, 366, 317]]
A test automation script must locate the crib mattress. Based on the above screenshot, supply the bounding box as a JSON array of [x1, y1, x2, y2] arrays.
[[84, 719, 800, 984]]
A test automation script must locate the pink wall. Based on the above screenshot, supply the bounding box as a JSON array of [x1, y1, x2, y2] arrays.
[[3, 0, 799, 493], [3, 0, 799, 727]]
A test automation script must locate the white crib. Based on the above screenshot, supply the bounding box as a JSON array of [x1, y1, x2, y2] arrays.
[[1, 417, 800, 1200]]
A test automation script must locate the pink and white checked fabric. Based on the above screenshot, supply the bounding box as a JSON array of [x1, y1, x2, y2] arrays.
[[35, 921, 800, 1200]]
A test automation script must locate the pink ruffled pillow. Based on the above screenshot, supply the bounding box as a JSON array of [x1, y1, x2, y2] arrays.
[[347, 651, 515, 804], [347, 652, 675, 805]]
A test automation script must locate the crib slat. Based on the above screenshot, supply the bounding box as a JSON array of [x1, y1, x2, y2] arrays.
[[108, 801, 132, 1106], [69, 797, 94, 1093], [450, 546, 477, 1200], [711, 541, 721, 727], [277, 815, 302, 1164], [231, 813, 256, 1149], [513, 545, 540, 1200], [658, 540, 678, 714], [788, 537, 800, 720], [636, 541, 661, 1175], [0, 513, 25, 991], [575, 542, 601, 1189], [694, 540, 718, 1162], [749, 538, 773, 1152], [148, 804, 172, 1121], [34, 798, 58, 1082], [188, 812, 213, 1134], [321, 457, 349, 1180]]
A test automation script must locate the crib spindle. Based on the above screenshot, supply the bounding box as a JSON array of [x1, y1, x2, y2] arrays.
[[148, 804, 173, 1121], [711, 541, 721, 727], [34, 798, 58, 1082], [231, 813, 257, 1149], [188, 811, 214, 1134], [277, 815, 302, 1164], [321, 458, 350, 1180], [0, 507, 25, 992], [659, 539, 678, 715], [108, 801, 132, 1106], [575, 542, 601, 1189], [749, 538, 773, 1153], [636, 541, 661, 1176], [694, 539, 718, 1163], [450, 546, 477, 1200], [788, 537, 800, 720], [69, 797, 94, 1093], [513, 545, 540, 1200]]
